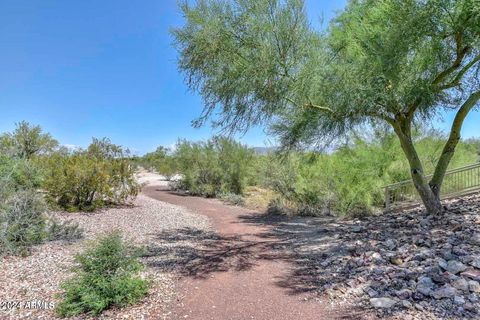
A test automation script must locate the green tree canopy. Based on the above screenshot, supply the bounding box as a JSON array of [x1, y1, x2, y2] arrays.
[[0, 121, 58, 159], [173, 0, 480, 214]]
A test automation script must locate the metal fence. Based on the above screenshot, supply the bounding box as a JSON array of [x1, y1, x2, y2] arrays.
[[384, 162, 480, 210]]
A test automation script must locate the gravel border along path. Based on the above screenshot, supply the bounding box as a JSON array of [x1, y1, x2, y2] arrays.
[[0, 189, 211, 320]]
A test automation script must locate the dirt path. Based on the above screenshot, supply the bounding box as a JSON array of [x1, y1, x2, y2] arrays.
[[143, 186, 367, 320]]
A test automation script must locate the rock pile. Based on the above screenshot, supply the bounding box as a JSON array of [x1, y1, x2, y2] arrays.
[[287, 194, 480, 319]]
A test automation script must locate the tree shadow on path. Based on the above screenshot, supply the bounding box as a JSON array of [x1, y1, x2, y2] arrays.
[[143, 227, 294, 279]]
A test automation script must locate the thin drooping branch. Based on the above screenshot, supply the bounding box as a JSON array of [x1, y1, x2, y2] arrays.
[[429, 91, 480, 193]]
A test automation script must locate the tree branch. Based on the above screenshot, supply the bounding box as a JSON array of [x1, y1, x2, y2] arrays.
[[432, 33, 470, 87], [436, 54, 480, 91], [304, 102, 334, 113]]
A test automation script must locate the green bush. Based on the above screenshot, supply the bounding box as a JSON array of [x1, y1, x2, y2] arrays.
[[173, 137, 255, 197], [0, 156, 49, 256], [56, 231, 149, 317], [0, 155, 43, 202], [138, 146, 177, 180], [260, 130, 479, 217], [44, 138, 140, 212]]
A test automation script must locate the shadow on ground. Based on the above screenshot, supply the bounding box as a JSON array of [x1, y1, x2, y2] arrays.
[[143, 190, 480, 319], [144, 227, 293, 279]]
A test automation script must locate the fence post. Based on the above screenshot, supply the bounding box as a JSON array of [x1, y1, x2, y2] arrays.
[[384, 186, 390, 211]]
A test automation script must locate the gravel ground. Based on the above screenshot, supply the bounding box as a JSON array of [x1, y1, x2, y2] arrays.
[[0, 184, 211, 319], [251, 194, 480, 319]]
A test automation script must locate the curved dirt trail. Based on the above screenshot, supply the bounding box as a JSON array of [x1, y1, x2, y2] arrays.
[[143, 186, 365, 320]]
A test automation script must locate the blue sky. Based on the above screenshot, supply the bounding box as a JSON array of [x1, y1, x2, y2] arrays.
[[0, 0, 478, 154]]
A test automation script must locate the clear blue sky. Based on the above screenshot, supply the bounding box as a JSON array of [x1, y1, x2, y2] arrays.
[[0, 0, 478, 154]]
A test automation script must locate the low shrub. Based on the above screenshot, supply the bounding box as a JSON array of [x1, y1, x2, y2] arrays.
[[46, 219, 84, 242], [56, 231, 149, 317], [243, 186, 277, 211], [0, 191, 84, 256], [0, 190, 47, 256], [219, 192, 245, 206]]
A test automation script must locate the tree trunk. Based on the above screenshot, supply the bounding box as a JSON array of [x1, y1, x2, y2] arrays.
[[393, 120, 443, 215], [429, 91, 480, 197], [414, 181, 443, 215]]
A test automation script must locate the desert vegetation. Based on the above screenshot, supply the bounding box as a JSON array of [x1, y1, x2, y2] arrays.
[[0, 123, 83, 256], [140, 130, 479, 217], [0, 122, 140, 255], [44, 138, 140, 212]]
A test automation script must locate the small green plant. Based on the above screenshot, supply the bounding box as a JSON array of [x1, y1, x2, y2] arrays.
[[56, 231, 149, 317]]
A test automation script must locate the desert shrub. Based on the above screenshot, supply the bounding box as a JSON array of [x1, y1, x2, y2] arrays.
[[139, 146, 177, 180], [0, 144, 83, 255], [219, 192, 245, 206], [243, 186, 277, 211], [0, 192, 84, 256], [0, 155, 47, 255], [44, 138, 140, 212], [46, 219, 84, 242], [173, 137, 254, 197], [56, 231, 149, 317], [0, 190, 47, 256], [0, 155, 43, 200]]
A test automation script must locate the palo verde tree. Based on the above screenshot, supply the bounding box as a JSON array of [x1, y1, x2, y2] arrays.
[[173, 0, 480, 215]]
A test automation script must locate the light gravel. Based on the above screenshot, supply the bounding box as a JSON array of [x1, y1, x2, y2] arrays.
[[0, 173, 211, 320]]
